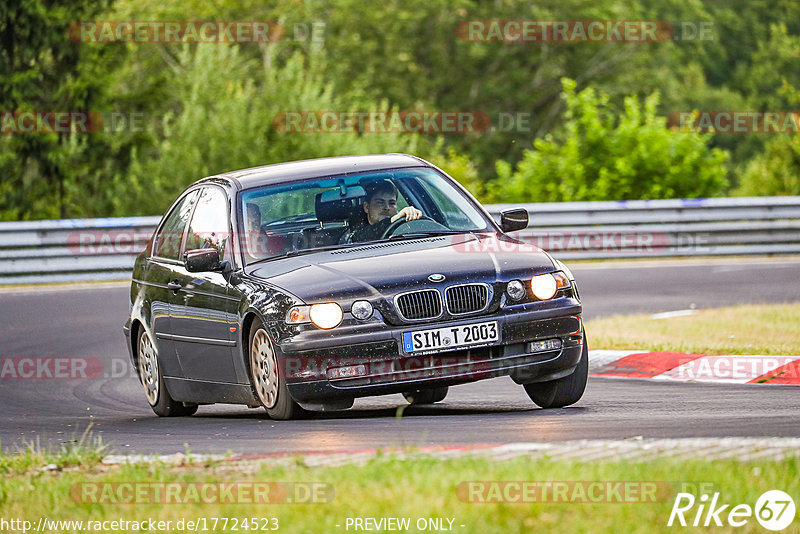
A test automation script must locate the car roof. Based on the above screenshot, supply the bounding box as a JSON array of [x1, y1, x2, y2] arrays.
[[201, 154, 429, 190]]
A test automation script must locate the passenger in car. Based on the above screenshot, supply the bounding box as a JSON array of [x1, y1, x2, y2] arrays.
[[245, 202, 285, 257], [342, 179, 422, 243]]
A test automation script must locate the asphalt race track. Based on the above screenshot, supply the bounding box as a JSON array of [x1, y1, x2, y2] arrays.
[[1, 259, 799, 455]]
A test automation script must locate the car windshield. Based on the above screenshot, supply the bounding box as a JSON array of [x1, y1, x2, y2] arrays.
[[238, 167, 492, 265]]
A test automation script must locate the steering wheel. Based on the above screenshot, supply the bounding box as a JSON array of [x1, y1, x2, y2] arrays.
[[381, 216, 448, 238]]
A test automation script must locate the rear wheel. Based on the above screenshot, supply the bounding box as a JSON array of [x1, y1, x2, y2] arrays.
[[524, 332, 588, 409], [403, 386, 449, 405], [137, 328, 197, 417], [248, 318, 308, 420]]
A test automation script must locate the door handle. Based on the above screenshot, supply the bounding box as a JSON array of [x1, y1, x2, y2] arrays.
[[167, 281, 182, 292]]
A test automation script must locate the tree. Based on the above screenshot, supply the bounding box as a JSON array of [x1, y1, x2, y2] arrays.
[[487, 79, 728, 202], [122, 44, 422, 214], [0, 0, 121, 220], [736, 131, 800, 196]]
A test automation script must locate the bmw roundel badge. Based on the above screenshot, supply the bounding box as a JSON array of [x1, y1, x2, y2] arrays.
[[428, 273, 446, 282]]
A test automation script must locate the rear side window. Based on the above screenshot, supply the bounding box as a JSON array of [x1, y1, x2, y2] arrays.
[[153, 191, 198, 260], [184, 187, 230, 257]]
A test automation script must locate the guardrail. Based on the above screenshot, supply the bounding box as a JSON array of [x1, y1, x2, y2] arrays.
[[1, 197, 798, 285]]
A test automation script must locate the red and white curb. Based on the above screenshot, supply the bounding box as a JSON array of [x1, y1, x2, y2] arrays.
[[589, 350, 800, 384]]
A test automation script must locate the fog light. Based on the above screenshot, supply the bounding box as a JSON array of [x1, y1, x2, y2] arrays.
[[506, 280, 526, 301], [309, 303, 343, 329], [351, 300, 374, 320], [327, 364, 367, 380], [531, 273, 558, 300], [528, 338, 562, 353]]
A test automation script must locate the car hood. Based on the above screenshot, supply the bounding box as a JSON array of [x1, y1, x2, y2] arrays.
[[245, 233, 555, 303]]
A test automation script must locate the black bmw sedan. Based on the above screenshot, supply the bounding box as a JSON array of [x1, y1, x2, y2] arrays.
[[123, 154, 587, 419]]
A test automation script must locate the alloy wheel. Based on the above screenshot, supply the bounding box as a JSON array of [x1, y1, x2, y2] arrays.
[[251, 329, 279, 409]]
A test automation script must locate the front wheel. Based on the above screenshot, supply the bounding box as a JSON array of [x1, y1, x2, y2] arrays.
[[403, 386, 449, 405], [248, 318, 309, 420], [137, 328, 197, 417], [524, 332, 588, 409]]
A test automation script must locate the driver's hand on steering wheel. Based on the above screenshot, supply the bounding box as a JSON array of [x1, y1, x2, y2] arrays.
[[390, 206, 422, 223]]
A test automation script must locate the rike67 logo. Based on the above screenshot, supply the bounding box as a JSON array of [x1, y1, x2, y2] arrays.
[[668, 490, 796, 531]]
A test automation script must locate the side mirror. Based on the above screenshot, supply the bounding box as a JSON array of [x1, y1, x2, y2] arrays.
[[185, 248, 221, 272], [500, 208, 529, 232]]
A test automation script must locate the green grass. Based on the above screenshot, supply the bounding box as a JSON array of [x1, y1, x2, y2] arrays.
[[585, 302, 800, 355], [0, 424, 108, 475], [0, 447, 797, 533]]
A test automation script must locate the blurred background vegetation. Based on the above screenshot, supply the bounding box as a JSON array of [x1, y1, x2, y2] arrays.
[[2, 0, 800, 220]]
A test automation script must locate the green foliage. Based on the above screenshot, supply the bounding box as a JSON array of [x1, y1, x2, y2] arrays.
[[427, 143, 482, 198], [489, 79, 729, 202], [736, 134, 800, 196], [122, 45, 420, 214], [0, 0, 120, 220]]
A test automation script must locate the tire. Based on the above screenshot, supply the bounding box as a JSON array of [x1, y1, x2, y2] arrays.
[[136, 327, 198, 417], [403, 386, 449, 405], [248, 318, 309, 420], [524, 331, 588, 409]]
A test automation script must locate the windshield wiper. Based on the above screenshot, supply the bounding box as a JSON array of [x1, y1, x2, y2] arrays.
[[385, 230, 472, 241], [280, 243, 365, 257], [247, 243, 363, 266]]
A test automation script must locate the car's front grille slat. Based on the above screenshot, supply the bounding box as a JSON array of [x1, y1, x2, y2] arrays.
[[395, 284, 490, 321], [396, 289, 441, 321], [445, 283, 489, 315]]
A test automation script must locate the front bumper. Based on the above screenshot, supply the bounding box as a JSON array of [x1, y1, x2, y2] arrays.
[[280, 298, 583, 402]]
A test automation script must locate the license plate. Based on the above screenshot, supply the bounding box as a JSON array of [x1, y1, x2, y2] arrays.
[[402, 321, 499, 353]]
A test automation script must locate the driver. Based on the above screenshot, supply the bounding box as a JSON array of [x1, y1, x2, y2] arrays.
[[345, 179, 422, 243]]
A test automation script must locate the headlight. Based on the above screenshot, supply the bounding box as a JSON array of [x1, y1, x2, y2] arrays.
[[506, 280, 526, 301], [531, 274, 557, 300], [351, 300, 374, 321], [286, 303, 343, 329], [309, 303, 343, 329], [530, 271, 570, 300]]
